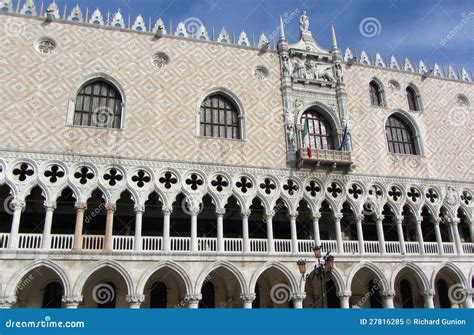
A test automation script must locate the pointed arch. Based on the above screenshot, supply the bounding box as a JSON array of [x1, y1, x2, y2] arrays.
[[136, 260, 192, 296], [5, 259, 71, 297], [250, 261, 298, 294], [430, 262, 467, 289], [347, 261, 389, 292], [195, 261, 247, 295], [384, 110, 424, 155], [73, 260, 134, 296], [390, 262, 430, 292]]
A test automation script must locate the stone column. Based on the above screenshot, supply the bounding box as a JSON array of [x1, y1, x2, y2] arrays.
[[185, 294, 202, 309], [375, 215, 386, 254], [8, 200, 25, 249], [216, 208, 225, 253], [395, 215, 406, 254], [265, 210, 275, 253], [469, 221, 474, 245], [415, 217, 425, 255], [62, 296, 82, 309], [41, 202, 56, 250], [291, 292, 306, 308], [334, 213, 344, 254], [312, 213, 321, 247], [190, 209, 198, 252], [450, 218, 463, 255], [240, 293, 256, 309], [162, 207, 172, 252], [433, 218, 444, 255], [337, 291, 351, 309], [289, 211, 299, 253], [382, 290, 395, 308], [241, 209, 251, 253], [126, 294, 145, 309], [463, 288, 473, 309], [355, 214, 365, 254], [73, 202, 87, 251], [0, 297, 16, 309], [104, 204, 116, 251], [422, 289, 435, 308], [134, 205, 144, 251]]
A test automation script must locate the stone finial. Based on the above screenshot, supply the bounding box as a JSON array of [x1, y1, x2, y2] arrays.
[[89, 8, 104, 25], [0, 0, 13, 13], [433, 63, 443, 77], [258, 33, 269, 49], [344, 48, 354, 62], [67, 4, 83, 22], [461, 68, 471, 81], [46, 0, 60, 19], [360, 50, 371, 65], [374, 53, 385, 67], [20, 0, 36, 15], [418, 60, 428, 74], [132, 14, 147, 32], [331, 25, 338, 50], [217, 27, 230, 43], [153, 18, 166, 34], [279, 15, 285, 40], [111, 10, 125, 28], [448, 65, 458, 80], [195, 24, 209, 40], [389, 55, 400, 70], [175, 22, 188, 37], [404, 58, 414, 72], [237, 31, 250, 46]]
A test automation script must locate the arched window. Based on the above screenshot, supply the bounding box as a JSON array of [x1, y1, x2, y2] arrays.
[[73, 80, 123, 128], [406, 86, 420, 111], [369, 80, 384, 106], [300, 109, 335, 150], [42, 282, 63, 308], [199, 93, 241, 139], [385, 115, 417, 155]]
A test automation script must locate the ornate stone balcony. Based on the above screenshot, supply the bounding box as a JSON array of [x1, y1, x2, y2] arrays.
[[296, 148, 352, 169]]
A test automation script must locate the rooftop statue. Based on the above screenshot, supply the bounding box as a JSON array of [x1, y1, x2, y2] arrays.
[[300, 11, 309, 33]]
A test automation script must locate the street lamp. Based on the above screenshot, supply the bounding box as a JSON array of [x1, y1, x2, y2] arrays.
[[297, 245, 335, 308]]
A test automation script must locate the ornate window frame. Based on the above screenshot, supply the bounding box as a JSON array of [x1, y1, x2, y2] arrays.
[[369, 78, 387, 107], [406, 83, 423, 112], [66, 73, 127, 129], [383, 110, 424, 156], [195, 87, 246, 141]]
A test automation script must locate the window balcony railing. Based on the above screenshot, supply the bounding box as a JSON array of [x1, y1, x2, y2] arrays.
[[296, 148, 352, 168], [1, 234, 472, 256]]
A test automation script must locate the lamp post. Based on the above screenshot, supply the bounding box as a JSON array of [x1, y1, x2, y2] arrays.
[[297, 246, 335, 308]]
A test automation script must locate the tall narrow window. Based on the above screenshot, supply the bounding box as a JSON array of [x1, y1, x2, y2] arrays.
[[300, 109, 335, 150], [200, 93, 240, 139], [369, 81, 384, 106], [406, 86, 420, 111], [74, 80, 122, 128], [385, 115, 417, 155]]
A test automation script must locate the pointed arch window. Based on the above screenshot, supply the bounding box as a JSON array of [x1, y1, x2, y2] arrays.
[[199, 93, 241, 139], [369, 80, 385, 107], [385, 114, 418, 155], [73, 80, 123, 128], [300, 109, 335, 150], [406, 86, 421, 111]]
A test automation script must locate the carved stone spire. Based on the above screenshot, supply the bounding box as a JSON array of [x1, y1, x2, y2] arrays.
[[279, 15, 285, 41], [331, 25, 338, 50]]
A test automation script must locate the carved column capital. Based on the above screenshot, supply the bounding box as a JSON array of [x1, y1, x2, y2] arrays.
[[216, 208, 226, 216], [240, 293, 256, 303], [43, 201, 57, 211], [0, 296, 17, 308], [334, 213, 344, 220], [162, 206, 173, 215], [105, 203, 117, 212], [134, 205, 145, 214], [126, 294, 145, 305], [74, 202, 87, 211], [12, 200, 25, 210], [184, 294, 202, 303], [312, 212, 322, 220], [382, 290, 396, 298], [423, 289, 435, 298], [291, 292, 306, 302], [241, 209, 251, 218], [337, 290, 352, 298], [289, 211, 299, 219], [394, 215, 404, 224], [62, 295, 83, 307], [264, 210, 275, 220], [354, 214, 364, 222]]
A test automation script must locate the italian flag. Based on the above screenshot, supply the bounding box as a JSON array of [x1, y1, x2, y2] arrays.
[[303, 119, 312, 158]]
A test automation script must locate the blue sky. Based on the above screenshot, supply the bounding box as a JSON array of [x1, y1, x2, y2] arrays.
[[51, 0, 473, 71]]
